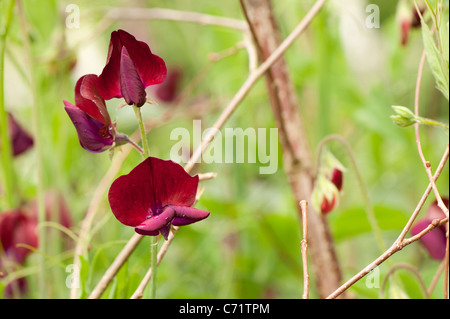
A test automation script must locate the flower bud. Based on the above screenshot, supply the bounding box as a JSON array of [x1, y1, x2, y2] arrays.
[[390, 105, 418, 127], [312, 152, 344, 215]]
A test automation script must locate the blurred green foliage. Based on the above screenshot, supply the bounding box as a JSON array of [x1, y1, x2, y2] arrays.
[[0, 0, 448, 299]]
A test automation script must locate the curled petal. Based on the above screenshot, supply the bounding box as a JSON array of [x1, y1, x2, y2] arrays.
[[75, 75, 110, 125], [115, 30, 167, 88], [170, 205, 210, 226], [98, 29, 167, 102], [119, 46, 146, 106], [64, 101, 113, 153], [135, 206, 175, 234]]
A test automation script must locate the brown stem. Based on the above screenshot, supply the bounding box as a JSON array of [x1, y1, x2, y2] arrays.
[[299, 200, 310, 299], [240, 0, 343, 298]]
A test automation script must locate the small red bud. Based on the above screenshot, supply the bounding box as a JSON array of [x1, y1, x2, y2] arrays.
[[321, 194, 336, 215]]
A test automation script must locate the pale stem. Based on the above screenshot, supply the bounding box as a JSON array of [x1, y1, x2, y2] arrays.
[[299, 200, 309, 299], [17, 0, 47, 298], [132, 104, 157, 299]]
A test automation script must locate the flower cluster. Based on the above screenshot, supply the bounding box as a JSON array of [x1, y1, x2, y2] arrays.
[[63, 30, 210, 239], [63, 30, 167, 153]]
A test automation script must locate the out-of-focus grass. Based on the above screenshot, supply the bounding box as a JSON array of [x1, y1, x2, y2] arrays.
[[0, 0, 448, 299]]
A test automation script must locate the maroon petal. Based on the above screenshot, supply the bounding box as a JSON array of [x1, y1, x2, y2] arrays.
[[135, 206, 175, 233], [108, 157, 199, 228], [330, 169, 343, 191], [98, 30, 167, 102], [8, 113, 33, 157], [119, 46, 146, 107], [98, 31, 122, 100], [426, 198, 448, 221], [170, 205, 210, 226], [320, 195, 336, 215], [74, 75, 109, 125], [411, 219, 447, 260], [64, 101, 113, 153], [116, 30, 167, 88]]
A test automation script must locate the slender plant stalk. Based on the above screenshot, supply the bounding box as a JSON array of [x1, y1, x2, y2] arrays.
[[327, 143, 449, 299], [315, 135, 387, 253], [380, 263, 429, 298], [299, 200, 309, 299], [133, 104, 157, 299], [17, 0, 47, 298], [414, 50, 449, 217], [0, 0, 17, 209]]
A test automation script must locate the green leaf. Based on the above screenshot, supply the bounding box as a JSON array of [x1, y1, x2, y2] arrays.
[[421, 13, 449, 100], [330, 205, 409, 241], [78, 255, 90, 299]]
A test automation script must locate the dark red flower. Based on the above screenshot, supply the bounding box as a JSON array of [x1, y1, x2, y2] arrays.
[[108, 157, 210, 239], [98, 29, 167, 107], [411, 198, 448, 260], [64, 74, 128, 153], [0, 210, 38, 265], [0, 210, 38, 298], [7, 112, 33, 157]]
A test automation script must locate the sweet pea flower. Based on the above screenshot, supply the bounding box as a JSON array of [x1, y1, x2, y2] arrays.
[[411, 198, 448, 260], [98, 29, 167, 107], [108, 157, 210, 240], [64, 74, 129, 153]]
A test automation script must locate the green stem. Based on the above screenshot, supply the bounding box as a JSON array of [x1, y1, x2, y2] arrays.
[[316, 135, 387, 253], [132, 104, 157, 299], [416, 116, 449, 131], [17, 0, 46, 298], [0, 0, 17, 209]]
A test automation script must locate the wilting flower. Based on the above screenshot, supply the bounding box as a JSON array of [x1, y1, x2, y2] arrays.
[[98, 29, 167, 107], [6, 112, 33, 157], [411, 198, 448, 260], [64, 74, 128, 153], [108, 157, 210, 240]]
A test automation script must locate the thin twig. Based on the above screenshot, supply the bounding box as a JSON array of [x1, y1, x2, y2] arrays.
[[184, 0, 328, 173], [414, 48, 448, 217], [299, 200, 309, 299], [380, 263, 429, 298], [106, 7, 249, 31], [327, 145, 449, 299], [427, 259, 446, 296]]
